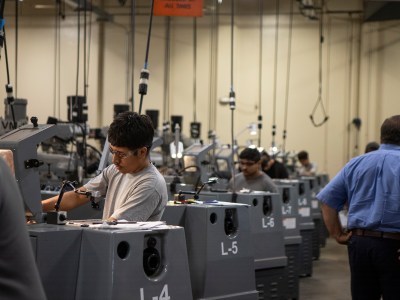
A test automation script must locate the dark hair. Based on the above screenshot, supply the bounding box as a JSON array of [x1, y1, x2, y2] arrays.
[[108, 111, 154, 150], [297, 150, 309, 161], [380, 115, 400, 146], [239, 148, 261, 162], [365, 141, 379, 153], [260, 151, 270, 160]]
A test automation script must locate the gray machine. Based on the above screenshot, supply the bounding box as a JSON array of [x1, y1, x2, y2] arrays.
[[301, 176, 325, 260], [29, 222, 193, 300], [0, 98, 28, 136], [182, 143, 215, 185], [214, 147, 235, 180], [0, 120, 58, 221], [164, 174, 196, 200], [0, 119, 104, 221], [274, 179, 315, 277], [198, 191, 289, 300], [276, 183, 303, 300], [162, 201, 258, 300], [29, 224, 83, 300]]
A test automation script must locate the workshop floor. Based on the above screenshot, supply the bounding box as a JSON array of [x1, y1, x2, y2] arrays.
[[299, 237, 351, 300]]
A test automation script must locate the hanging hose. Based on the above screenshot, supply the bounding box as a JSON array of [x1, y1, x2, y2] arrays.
[[271, 0, 280, 148], [3, 27, 16, 129], [282, 0, 294, 160], [53, 0, 63, 118], [130, 0, 136, 110], [14, 0, 18, 96], [193, 18, 197, 123], [138, 0, 155, 114], [162, 17, 171, 134], [229, 0, 236, 192], [257, 0, 263, 148], [310, 2, 329, 127]]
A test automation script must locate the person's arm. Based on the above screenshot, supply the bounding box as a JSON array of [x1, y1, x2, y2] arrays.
[[42, 188, 90, 212], [321, 202, 351, 245]]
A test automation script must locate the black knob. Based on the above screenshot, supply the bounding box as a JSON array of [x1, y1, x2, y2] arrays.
[[30, 116, 38, 127]]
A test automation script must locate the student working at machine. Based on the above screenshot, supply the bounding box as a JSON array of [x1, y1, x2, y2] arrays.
[[261, 151, 289, 179], [296, 150, 318, 176], [42, 111, 168, 222], [227, 147, 278, 193]]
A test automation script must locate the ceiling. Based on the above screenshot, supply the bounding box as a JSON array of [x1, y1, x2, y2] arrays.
[[4, 0, 365, 20], [4, 0, 400, 23]]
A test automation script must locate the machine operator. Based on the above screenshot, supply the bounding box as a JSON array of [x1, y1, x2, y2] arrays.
[[42, 111, 168, 222], [228, 147, 278, 193]]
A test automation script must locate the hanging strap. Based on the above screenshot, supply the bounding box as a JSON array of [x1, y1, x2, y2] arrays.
[[310, 3, 329, 127]]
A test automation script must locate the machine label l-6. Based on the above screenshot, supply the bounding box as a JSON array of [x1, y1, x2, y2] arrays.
[[298, 197, 308, 206], [262, 217, 275, 228], [140, 284, 170, 300], [221, 241, 238, 255]]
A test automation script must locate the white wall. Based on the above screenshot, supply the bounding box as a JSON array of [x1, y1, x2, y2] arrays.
[[1, 1, 399, 180]]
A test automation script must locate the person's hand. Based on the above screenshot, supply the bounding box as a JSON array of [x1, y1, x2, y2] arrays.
[[335, 230, 352, 245]]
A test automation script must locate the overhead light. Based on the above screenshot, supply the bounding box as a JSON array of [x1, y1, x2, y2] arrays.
[[170, 141, 184, 159], [34, 4, 55, 9]]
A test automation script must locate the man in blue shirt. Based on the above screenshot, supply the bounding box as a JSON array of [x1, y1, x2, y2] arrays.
[[317, 115, 400, 300]]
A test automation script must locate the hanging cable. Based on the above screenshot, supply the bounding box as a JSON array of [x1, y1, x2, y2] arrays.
[[138, 0, 155, 114], [163, 17, 171, 130], [193, 18, 197, 122], [75, 6, 81, 99], [130, 0, 136, 110], [208, 2, 218, 134], [53, 0, 61, 117], [271, 0, 280, 148], [0, 2, 17, 129], [0, 2, 17, 130], [229, 0, 236, 192], [85, 0, 93, 101], [3, 27, 16, 129], [310, 2, 329, 127], [81, 0, 90, 178], [257, 0, 263, 148], [14, 0, 18, 96], [282, 0, 294, 158]]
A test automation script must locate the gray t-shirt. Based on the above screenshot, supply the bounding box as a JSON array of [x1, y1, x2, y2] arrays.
[[84, 163, 168, 221], [228, 172, 278, 193]]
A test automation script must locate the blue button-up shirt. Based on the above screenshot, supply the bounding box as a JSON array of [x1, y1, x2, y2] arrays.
[[317, 144, 400, 232]]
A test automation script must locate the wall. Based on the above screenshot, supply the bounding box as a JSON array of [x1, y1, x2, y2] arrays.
[[0, 1, 399, 180]]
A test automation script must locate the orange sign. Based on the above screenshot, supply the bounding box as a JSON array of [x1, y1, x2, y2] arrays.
[[154, 0, 203, 17]]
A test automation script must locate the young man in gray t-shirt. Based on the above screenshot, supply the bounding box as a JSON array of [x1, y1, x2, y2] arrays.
[[228, 147, 278, 193], [42, 112, 168, 222]]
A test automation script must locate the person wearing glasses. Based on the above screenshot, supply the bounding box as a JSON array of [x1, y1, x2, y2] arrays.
[[42, 111, 168, 222], [227, 147, 278, 193]]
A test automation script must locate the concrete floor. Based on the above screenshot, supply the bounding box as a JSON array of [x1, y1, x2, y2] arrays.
[[299, 237, 352, 300]]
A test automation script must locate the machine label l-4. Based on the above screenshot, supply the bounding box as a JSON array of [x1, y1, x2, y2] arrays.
[[140, 284, 170, 300]]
